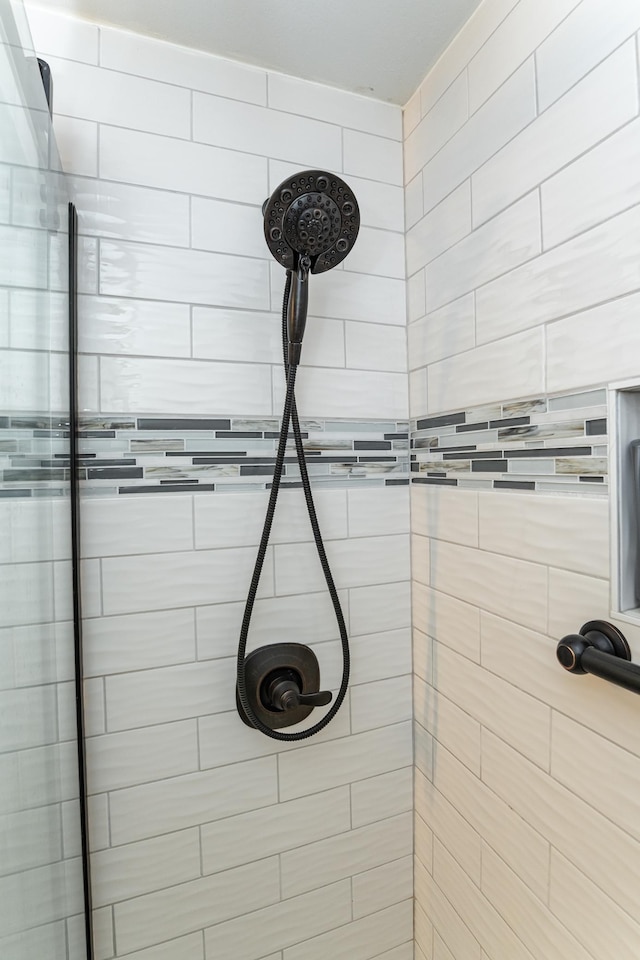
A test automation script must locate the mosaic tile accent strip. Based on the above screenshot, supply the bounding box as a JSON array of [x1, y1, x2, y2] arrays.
[[0, 415, 410, 497], [411, 389, 609, 497]]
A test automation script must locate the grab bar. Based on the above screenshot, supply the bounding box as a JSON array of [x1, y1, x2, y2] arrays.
[[556, 620, 640, 695]]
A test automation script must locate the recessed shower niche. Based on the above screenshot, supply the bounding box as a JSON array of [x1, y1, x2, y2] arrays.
[[610, 379, 640, 623]]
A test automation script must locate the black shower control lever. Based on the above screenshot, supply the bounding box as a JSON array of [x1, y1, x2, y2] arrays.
[[267, 675, 332, 711], [556, 620, 640, 695]]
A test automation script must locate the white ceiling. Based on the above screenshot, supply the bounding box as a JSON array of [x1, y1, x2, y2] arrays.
[[27, 0, 484, 104]]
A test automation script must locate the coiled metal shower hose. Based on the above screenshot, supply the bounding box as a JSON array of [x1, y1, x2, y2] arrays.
[[236, 272, 351, 740]]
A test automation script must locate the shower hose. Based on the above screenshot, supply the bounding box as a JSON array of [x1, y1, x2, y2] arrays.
[[236, 271, 350, 740]]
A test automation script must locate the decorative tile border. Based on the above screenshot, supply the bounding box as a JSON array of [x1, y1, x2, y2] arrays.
[[411, 388, 608, 496], [0, 415, 410, 497]]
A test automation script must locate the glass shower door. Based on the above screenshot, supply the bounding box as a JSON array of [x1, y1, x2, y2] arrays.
[[0, 1, 88, 957]]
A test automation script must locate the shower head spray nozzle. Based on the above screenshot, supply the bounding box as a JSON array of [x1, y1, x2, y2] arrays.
[[263, 170, 360, 274]]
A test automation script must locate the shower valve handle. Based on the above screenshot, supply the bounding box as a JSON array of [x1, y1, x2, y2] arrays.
[[267, 677, 332, 712]]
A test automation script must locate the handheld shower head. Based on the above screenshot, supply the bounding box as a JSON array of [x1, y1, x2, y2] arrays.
[[263, 170, 360, 274], [262, 171, 360, 363]]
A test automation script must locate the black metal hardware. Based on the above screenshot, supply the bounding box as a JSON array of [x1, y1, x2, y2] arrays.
[[37, 58, 52, 114], [557, 620, 640, 695], [69, 203, 94, 960], [237, 643, 333, 730]]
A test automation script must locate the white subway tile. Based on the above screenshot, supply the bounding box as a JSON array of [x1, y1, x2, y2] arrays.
[[0, 921, 68, 960], [409, 369, 428, 418], [347, 487, 410, 538], [413, 583, 480, 662], [482, 730, 640, 925], [99, 356, 272, 415], [407, 269, 426, 322], [196, 589, 348, 663], [435, 640, 550, 767], [415, 769, 481, 883], [52, 115, 97, 177], [268, 73, 401, 139], [412, 534, 430, 587], [0, 859, 83, 939], [405, 173, 423, 230], [473, 42, 639, 225], [108, 932, 204, 960], [405, 73, 468, 183], [547, 291, 640, 394], [468, 0, 582, 112], [0, 498, 70, 564], [191, 197, 266, 260], [0, 804, 62, 876], [99, 240, 270, 309], [412, 484, 478, 547], [351, 675, 412, 733], [204, 879, 352, 960], [86, 720, 198, 793], [109, 756, 277, 845], [542, 118, 640, 249], [192, 307, 278, 364], [101, 546, 274, 616], [430, 539, 547, 631], [427, 328, 544, 414], [434, 841, 533, 960], [274, 534, 409, 595], [0, 741, 78, 815], [25, 4, 99, 63], [345, 226, 405, 280], [80, 295, 191, 358], [100, 26, 266, 104], [72, 178, 190, 248], [195, 488, 348, 549], [479, 492, 609, 578], [105, 658, 234, 731], [92, 828, 201, 908], [550, 848, 640, 960], [426, 191, 541, 312], [551, 711, 640, 843], [481, 843, 591, 960], [284, 900, 412, 960], [84, 608, 195, 677], [352, 857, 413, 919], [415, 677, 481, 775], [419, 0, 520, 115], [403, 89, 421, 138], [344, 320, 406, 372], [93, 906, 114, 960], [100, 125, 268, 205], [547, 567, 609, 640], [350, 767, 413, 828], [278, 721, 412, 800], [343, 130, 403, 186], [274, 365, 407, 419], [115, 858, 279, 955], [408, 294, 475, 368], [406, 181, 471, 277], [48, 56, 190, 137], [194, 92, 341, 169], [349, 581, 412, 636], [415, 857, 482, 958], [87, 794, 110, 851], [422, 59, 536, 213], [81, 495, 193, 558], [537, 0, 640, 110], [281, 812, 412, 897], [476, 204, 640, 344], [201, 787, 350, 875], [0, 560, 55, 628]]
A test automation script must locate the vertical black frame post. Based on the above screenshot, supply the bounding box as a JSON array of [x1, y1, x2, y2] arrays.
[[68, 201, 94, 960]]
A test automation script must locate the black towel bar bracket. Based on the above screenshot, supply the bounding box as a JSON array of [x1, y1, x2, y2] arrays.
[[557, 620, 640, 696]]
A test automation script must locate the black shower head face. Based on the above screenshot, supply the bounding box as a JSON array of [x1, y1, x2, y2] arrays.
[[263, 170, 360, 274]]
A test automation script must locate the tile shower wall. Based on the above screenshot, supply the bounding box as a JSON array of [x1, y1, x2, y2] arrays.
[[24, 5, 412, 960], [405, 1, 640, 959]]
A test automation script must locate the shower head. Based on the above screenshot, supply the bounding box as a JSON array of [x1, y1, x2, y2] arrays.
[[263, 170, 360, 274]]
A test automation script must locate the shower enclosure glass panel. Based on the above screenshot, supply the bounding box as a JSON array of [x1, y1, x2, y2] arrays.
[[0, 2, 87, 957]]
